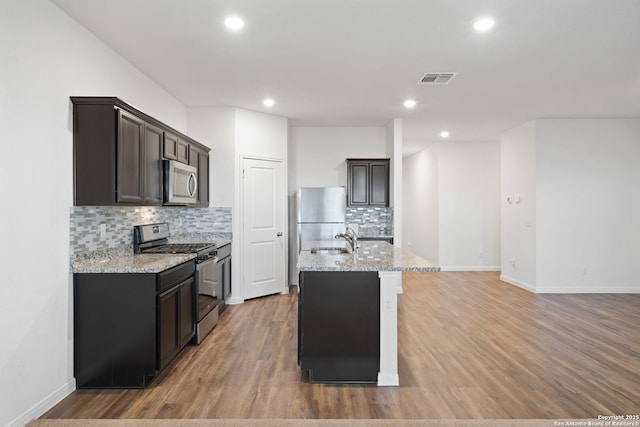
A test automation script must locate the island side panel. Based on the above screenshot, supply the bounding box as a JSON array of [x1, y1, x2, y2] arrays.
[[378, 270, 403, 386], [298, 271, 380, 383]]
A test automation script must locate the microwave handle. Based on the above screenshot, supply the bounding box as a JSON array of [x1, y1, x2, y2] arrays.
[[188, 172, 198, 198]]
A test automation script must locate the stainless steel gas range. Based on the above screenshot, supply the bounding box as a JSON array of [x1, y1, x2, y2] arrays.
[[133, 222, 221, 344]]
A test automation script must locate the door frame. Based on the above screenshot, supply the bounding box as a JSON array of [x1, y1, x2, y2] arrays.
[[235, 154, 288, 302]]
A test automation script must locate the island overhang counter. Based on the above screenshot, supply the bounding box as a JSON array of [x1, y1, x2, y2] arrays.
[[297, 241, 440, 386]]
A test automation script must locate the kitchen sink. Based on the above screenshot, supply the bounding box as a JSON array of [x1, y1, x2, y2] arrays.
[[310, 247, 350, 255]]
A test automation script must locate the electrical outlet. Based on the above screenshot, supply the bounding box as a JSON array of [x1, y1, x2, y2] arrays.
[[383, 297, 393, 312], [479, 251, 484, 259], [99, 223, 106, 239]]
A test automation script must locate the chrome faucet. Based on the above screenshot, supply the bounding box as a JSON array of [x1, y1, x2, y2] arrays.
[[335, 225, 359, 253]]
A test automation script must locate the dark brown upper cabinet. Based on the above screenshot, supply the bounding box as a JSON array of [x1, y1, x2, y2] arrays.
[[72, 97, 210, 207], [164, 131, 190, 164], [188, 145, 210, 207], [143, 122, 164, 205], [346, 158, 390, 207], [116, 110, 162, 205]]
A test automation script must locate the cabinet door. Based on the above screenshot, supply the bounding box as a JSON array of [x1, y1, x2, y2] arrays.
[[143, 123, 164, 205], [348, 162, 369, 206], [369, 161, 389, 206], [164, 132, 178, 160], [177, 139, 190, 164], [188, 146, 210, 207], [164, 133, 189, 163], [158, 286, 179, 370], [179, 277, 195, 348], [198, 150, 209, 207], [117, 110, 145, 204]]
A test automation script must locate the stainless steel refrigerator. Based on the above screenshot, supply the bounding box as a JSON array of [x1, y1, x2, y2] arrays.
[[290, 187, 346, 285]]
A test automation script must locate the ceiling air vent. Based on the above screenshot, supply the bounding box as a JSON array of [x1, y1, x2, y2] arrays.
[[418, 72, 457, 85]]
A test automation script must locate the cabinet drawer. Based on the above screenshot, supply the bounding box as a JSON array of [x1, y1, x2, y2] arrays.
[[157, 260, 195, 293]]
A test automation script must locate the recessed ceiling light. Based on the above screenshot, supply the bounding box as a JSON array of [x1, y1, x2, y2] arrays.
[[224, 16, 245, 31], [263, 98, 275, 107], [440, 131, 450, 138], [403, 99, 416, 109], [473, 17, 495, 32]]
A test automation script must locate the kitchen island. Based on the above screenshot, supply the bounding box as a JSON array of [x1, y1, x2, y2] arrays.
[[297, 241, 439, 386]]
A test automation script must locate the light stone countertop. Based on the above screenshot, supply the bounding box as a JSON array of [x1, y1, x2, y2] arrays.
[[71, 233, 231, 274], [72, 250, 197, 274], [298, 241, 440, 272]]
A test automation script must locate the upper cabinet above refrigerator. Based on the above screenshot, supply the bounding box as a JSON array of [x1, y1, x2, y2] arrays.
[[346, 158, 390, 207]]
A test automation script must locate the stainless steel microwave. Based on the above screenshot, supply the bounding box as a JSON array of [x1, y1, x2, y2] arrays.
[[164, 160, 198, 205]]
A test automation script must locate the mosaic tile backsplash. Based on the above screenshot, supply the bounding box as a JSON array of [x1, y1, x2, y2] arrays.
[[70, 206, 232, 254], [346, 206, 393, 237]]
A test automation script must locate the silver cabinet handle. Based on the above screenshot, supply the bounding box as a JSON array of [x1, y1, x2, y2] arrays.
[[188, 173, 198, 197]]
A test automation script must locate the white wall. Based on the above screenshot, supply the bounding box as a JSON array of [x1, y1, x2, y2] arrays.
[[187, 107, 288, 302], [500, 122, 538, 291], [536, 119, 640, 293], [289, 126, 388, 192], [233, 109, 289, 301], [402, 141, 501, 270], [403, 145, 439, 263], [438, 141, 501, 270], [187, 107, 236, 207], [0, 1, 189, 425]]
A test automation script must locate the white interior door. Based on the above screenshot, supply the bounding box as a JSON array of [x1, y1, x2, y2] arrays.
[[242, 157, 286, 300]]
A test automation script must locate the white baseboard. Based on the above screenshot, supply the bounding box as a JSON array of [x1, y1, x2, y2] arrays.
[[377, 372, 400, 387], [500, 275, 640, 293], [536, 285, 640, 294], [226, 295, 244, 305], [8, 378, 75, 427], [500, 274, 536, 293], [440, 266, 501, 272]]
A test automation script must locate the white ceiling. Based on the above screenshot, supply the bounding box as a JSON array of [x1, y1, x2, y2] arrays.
[[51, 0, 640, 155]]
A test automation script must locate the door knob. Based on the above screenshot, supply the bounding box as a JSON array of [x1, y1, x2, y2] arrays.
[[277, 232, 283, 237]]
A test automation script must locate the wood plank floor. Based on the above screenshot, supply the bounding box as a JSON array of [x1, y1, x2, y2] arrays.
[[42, 272, 640, 420]]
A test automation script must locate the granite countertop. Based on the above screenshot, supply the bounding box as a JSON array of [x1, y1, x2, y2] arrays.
[[298, 241, 440, 272], [72, 252, 197, 274], [72, 232, 232, 274]]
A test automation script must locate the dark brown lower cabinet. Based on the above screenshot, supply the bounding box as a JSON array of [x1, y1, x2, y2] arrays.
[[158, 275, 195, 370], [158, 286, 179, 371], [298, 271, 380, 383], [74, 260, 195, 388]]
